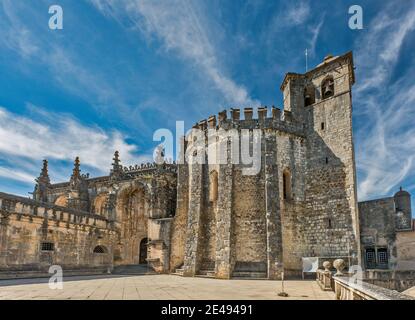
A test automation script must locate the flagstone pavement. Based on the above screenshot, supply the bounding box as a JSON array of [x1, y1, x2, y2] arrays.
[[0, 274, 335, 300]]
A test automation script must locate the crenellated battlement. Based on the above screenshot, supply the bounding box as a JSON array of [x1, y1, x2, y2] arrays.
[[47, 162, 177, 190], [191, 106, 304, 137], [122, 162, 177, 174], [0, 192, 111, 229]]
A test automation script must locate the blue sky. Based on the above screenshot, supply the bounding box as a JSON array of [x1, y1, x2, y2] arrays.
[[0, 0, 414, 215]]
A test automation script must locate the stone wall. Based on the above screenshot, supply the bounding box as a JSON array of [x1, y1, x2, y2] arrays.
[[278, 132, 306, 274], [0, 193, 116, 272], [148, 217, 173, 272], [231, 170, 267, 275], [169, 163, 189, 272], [359, 195, 415, 271], [303, 59, 359, 263], [359, 198, 397, 269], [176, 52, 361, 279], [0, 158, 178, 276], [396, 231, 415, 270], [280, 52, 360, 274], [364, 270, 415, 292], [0, 52, 383, 281]]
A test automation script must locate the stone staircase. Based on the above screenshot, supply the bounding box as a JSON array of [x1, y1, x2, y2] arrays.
[[172, 267, 185, 276], [196, 260, 215, 278], [232, 261, 268, 279], [112, 264, 156, 275], [172, 264, 216, 278], [232, 271, 268, 279], [196, 269, 216, 278]]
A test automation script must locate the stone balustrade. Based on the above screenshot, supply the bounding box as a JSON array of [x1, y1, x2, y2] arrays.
[[316, 270, 334, 291], [316, 259, 415, 300], [334, 276, 414, 300]]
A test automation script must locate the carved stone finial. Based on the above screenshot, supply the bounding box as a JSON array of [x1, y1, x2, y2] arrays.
[[323, 261, 332, 272], [333, 259, 346, 276]]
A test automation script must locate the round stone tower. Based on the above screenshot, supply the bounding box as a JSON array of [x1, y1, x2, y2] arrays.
[[394, 187, 412, 230]]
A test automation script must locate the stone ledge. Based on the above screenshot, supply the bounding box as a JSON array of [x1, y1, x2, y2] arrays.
[[334, 276, 415, 300]]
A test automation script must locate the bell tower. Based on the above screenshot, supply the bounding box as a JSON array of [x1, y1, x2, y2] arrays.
[[280, 51, 361, 266]]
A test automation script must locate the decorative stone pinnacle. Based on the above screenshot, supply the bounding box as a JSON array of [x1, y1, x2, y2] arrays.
[[110, 151, 124, 179], [36, 159, 50, 185], [72, 156, 81, 177], [112, 151, 123, 171], [113, 151, 120, 166], [41, 159, 48, 176]]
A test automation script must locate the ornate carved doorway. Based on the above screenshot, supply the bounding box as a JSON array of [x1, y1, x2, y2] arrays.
[[139, 238, 148, 264]]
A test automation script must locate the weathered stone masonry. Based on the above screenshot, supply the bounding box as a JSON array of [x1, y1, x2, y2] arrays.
[[1, 51, 413, 280], [176, 52, 360, 279]]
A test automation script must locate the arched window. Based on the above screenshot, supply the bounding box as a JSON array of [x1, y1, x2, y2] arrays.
[[209, 170, 218, 202], [93, 193, 108, 216], [321, 76, 334, 99], [93, 245, 107, 254], [283, 169, 292, 200], [304, 85, 315, 106]]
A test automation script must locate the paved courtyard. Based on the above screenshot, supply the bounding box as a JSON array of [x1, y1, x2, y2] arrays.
[[0, 274, 334, 300]]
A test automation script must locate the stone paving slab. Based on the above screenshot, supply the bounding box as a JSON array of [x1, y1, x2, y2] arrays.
[[0, 274, 334, 300]]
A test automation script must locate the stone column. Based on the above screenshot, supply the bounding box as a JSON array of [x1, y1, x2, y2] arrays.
[[215, 162, 233, 279], [264, 130, 283, 279], [182, 163, 203, 276]]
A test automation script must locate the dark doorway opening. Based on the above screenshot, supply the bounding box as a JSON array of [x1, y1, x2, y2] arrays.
[[139, 238, 148, 264]]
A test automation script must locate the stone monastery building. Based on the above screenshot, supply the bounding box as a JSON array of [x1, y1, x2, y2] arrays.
[[0, 52, 414, 279]]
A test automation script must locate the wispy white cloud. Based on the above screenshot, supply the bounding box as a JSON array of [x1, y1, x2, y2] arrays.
[[285, 1, 310, 26], [354, 2, 415, 200], [355, 3, 415, 93], [0, 167, 35, 184], [0, 0, 39, 57], [269, 0, 311, 31], [0, 0, 157, 137], [89, 0, 259, 107], [0, 105, 146, 184], [308, 17, 325, 56]]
